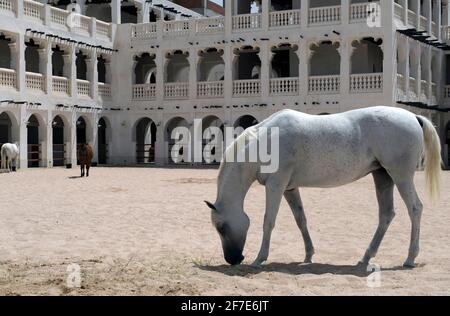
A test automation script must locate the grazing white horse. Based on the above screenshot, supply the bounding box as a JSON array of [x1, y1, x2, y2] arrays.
[[205, 106, 442, 268], [1, 143, 19, 171]]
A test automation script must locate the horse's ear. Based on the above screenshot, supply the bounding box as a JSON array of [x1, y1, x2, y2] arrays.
[[204, 201, 217, 211]]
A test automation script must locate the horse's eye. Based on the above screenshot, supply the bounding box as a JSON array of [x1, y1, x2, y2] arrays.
[[217, 223, 229, 236]]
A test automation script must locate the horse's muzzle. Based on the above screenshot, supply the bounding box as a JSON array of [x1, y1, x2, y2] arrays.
[[225, 254, 245, 266]]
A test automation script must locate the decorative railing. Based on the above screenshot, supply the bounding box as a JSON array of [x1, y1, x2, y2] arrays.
[[73, 15, 91, 35], [96, 20, 111, 38], [132, 83, 156, 100], [0, 0, 15, 14], [394, 3, 403, 19], [350, 2, 380, 23], [233, 79, 261, 97], [270, 77, 299, 96], [350, 73, 383, 93], [408, 10, 417, 27], [420, 15, 427, 31], [196, 17, 225, 34], [420, 79, 428, 101], [25, 72, 44, 91], [24, 0, 43, 21], [444, 85, 450, 99], [396, 73, 405, 97], [309, 5, 341, 25], [132, 23, 157, 38], [0, 68, 16, 88], [232, 13, 261, 30], [409, 77, 417, 98], [431, 21, 438, 37], [77, 79, 90, 97], [269, 9, 301, 28], [308, 75, 340, 94], [163, 20, 190, 37], [52, 76, 69, 94], [164, 82, 189, 99], [50, 6, 69, 29], [197, 81, 224, 98], [431, 82, 437, 103], [98, 82, 111, 98], [442, 26, 450, 42]]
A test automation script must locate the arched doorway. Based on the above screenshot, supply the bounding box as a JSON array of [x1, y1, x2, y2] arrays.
[[76, 117, 87, 165], [136, 118, 157, 164], [202, 116, 224, 164], [27, 114, 41, 168], [98, 118, 109, 165], [446, 122, 450, 167], [52, 116, 65, 167], [234, 115, 259, 130], [0, 112, 13, 145], [166, 117, 189, 164]]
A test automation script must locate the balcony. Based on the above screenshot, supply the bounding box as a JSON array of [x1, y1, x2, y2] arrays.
[[309, 5, 341, 26], [76, 79, 91, 98], [98, 82, 111, 99], [444, 86, 450, 102], [52, 76, 69, 95], [270, 77, 299, 96], [350, 2, 380, 24], [196, 17, 225, 34], [349, 73, 383, 93], [269, 9, 301, 28], [197, 81, 224, 98], [164, 82, 189, 100], [308, 75, 340, 95], [163, 20, 190, 37], [0, 68, 17, 89], [443, 26, 450, 43], [233, 79, 261, 97], [232, 13, 262, 31], [25, 72, 44, 92], [132, 83, 156, 101]]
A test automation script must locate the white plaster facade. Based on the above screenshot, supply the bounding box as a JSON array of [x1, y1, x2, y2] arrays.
[[1, 0, 450, 169]]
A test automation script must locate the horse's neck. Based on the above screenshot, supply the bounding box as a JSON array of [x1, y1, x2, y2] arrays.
[[217, 163, 257, 209]]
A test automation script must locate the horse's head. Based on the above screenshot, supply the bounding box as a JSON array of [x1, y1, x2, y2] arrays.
[[205, 201, 250, 265]]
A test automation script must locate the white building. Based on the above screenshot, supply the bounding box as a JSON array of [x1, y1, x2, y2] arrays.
[[1, 0, 450, 169]]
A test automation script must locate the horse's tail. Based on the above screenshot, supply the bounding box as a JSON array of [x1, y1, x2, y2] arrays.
[[416, 115, 442, 201]]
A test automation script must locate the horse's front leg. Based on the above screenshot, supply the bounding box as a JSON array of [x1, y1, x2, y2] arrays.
[[251, 179, 286, 267], [80, 165, 85, 177], [86, 165, 90, 177]]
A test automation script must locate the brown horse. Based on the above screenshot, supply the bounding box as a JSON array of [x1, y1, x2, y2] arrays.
[[78, 143, 93, 177]]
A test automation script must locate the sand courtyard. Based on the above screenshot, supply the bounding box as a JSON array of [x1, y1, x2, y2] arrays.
[[0, 167, 449, 296]]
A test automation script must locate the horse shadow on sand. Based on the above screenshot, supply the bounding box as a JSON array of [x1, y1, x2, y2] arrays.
[[196, 262, 423, 278]]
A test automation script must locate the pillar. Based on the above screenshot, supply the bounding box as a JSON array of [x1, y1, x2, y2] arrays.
[[86, 51, 98, 99], [38, 43, 52, 95], [155, 51, 164, 103], [259, 44, 270, 99], [9, 34, 25, 92], [46, 111, 53, 168], [111, 0, 121, 24], [224, 45, 233, 103], [341, 0, 350, 25], [188, 49, 199, 100], [225, 0, 233, 37], [63, 46, 76, 97], [339, 39, 351, 96], [19, 108, 28, 169]]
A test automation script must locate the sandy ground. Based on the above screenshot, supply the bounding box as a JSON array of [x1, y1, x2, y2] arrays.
[[0, 167, 449, 296]]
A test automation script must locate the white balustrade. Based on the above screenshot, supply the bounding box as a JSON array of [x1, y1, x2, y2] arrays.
[[25, 72, 44, 91], [232, 13, 261, 30], [396, 73, 405, 98], [24, 0, 43, 21], [197, 81, 224, 98], [0, 68, 16, 88], [269, 9, 301, 28], [350, 2, 380, 24], [270, 77, 299, 96], [196, 17, 224, 34], [431, 21, 437, 37], [394, 3, 403, 19], [309, 6, 341, 25], [233, 79, 261, 97], [132, 83, 156, 100], [408, 10, 417, 27], [431, 82, 437, 103], [132, 23, 157, 38], [409, 77, 417, 98], [50, 6, 69, 29], [443, 26, 450, 42], [96, 20, 111, 39], [52, 76, 69, 94], [420, 15, 427, 31], [72, 15, 91, 35], [444, 85, 450, 99], [164, 82, 189, 99], [308, 75, 340, 94], [163, 20, 190, 37], [0, 0, 15, 14], [77, 79, 90, 97], [420, 80, 428, 101], [98, 82, 111, 98], [350, 73, 383, 93]]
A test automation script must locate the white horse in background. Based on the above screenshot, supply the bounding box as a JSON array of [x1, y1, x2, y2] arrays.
[[205, 106, 442, 268], [1, 143, 19, 172]]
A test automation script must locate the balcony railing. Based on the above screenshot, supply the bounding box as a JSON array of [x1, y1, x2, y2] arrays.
[[196, 17, 225, 34], [444, 85, 450, 99], [132, 83, 156, 100], [52, 76, 69, 94], [0, 0, 15, 14], [308, 75, 340, 94], [96, 20, 111, 39], [309, 5, 341, 26], [350, 73, 383, 93], [197, 81, 224, 98], [163, 20, 190, 37], [394, 2, 403, 19], [23, 0, 43, 22], [397, 73, 405, 99], [25, 72, 44, 91], [269, 9, 301, 28], [443, 26, 450, 42], [50, 6, 69, 29], [350, 2, 380, 24], [270, 77, 299, 96], [98, 82, 111, 99], [408, 10, 417, 28], [0, 68, 17, 88], [409, 77, 417, 99], [164, 82, 189, 99], [77, 79, 90, 97], [232, 13, 262, 31], [233, 79, 261, 97], [420, 80, 428, 102], [132, 23, 157, 39]]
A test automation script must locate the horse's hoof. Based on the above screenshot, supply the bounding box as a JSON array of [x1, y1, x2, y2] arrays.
[[303, 258, 312, 264], [403, 261, 416, 269], [250, 262, 263, 269]]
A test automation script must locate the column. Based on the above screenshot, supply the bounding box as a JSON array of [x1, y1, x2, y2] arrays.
[[46, 111, 53, 168], [262, 0, 269, 31], [435, 0, 442, 40], [404, 38, 410, 99], [341, 0, 350, 25], [15, 0, 23, 19], [424, 0, 432, 34], [425, 46, 432, 104], [298, 41, 308, 97], [111, 0, 121, 24], [9, 34, 26, 92], [63, 46, 76, 97], [137, 3, 150, 24], [300, 0, 308, 29], [155, 119, 165, 165], [155, 51, 164, 103], [414, 42, 421, 100], [225, 0, 233, 37], [38, 43, 52, 95], [339, 39, 351, 96], [18, 107, 28, 170], [86, 51, 98, 100], [259, 43, 270, 99], [189, 49, 199, 100], [70, 112, 78, 166], [403, 0, 409, 25], [91, 113, 99, 164], [224, 45, 233, 104]]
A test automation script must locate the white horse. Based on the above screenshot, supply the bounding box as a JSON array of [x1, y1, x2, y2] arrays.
[[205, 106, 442, 268], [1, 143, 19, 172]]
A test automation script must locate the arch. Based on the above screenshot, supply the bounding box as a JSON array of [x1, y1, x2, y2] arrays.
[[52, 115, 68, 167], [202, 115, 224, 164], [350, 38, 383, 74], [233, 47, 261, 80], [165, 52, 190, 83], [0, 111, 19, 145], [165, 116, 190, 163], [198, 49, 225, 82], [76, 51, 87, 80], [97, 117, 111, 164], [309, 41, 341, 76], [52, 46, 65, 77], [0, 35, 11, 69], [134, 53, 156, 84], [97, 55, 107, 83], [27, 113, 45, 168], [25, 39, 40, 73], [271, 44, 299, 78], [234, 115, 259, 130], [135, 117, 157, 164], [121, 2, 138, 24]]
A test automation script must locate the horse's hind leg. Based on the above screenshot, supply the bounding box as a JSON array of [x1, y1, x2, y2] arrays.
[[360, 169, 395, 265], [80, 165, 85, 177], [86, 164, 90, 177], [395, 177, 423, 268], [284, 188, 315, 263]]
